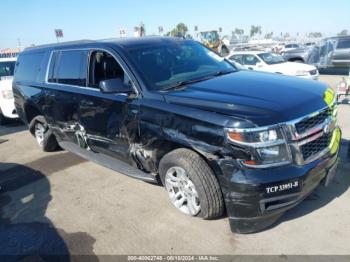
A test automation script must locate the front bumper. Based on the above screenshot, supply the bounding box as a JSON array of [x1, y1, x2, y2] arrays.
[[215, 146, 340, 234]]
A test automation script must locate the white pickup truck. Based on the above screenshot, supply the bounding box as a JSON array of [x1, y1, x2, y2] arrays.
[[0, 57, 18, 124]]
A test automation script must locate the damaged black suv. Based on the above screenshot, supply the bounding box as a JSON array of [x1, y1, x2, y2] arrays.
[[13, 37, 341, 233]]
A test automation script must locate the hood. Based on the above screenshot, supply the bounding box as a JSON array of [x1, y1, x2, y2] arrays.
[[268, 62, 316, 74], [163, 71, 329, 126]]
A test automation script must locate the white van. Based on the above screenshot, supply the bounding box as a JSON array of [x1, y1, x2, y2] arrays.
[[0, 57, 18, 124]]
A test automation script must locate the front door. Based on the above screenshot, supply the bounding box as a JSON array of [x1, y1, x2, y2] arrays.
[[77, 49, 139, 164]]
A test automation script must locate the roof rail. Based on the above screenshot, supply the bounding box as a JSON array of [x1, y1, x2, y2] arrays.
[[25, 39, 95, 50]]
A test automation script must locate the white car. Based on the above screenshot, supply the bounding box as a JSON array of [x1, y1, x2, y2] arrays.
[[226, 51, 319, 80], [0, 57, 18, 124]]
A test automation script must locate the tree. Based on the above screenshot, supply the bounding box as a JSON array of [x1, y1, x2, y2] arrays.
[[250, 25, 262, 37], [308, 32, 322, 38], [139, 22, 146, 37], [338, 29, 349, 36], [234, 28, 244, 35], [284, 32, 290, 39], [264, 32, 273, 39], [166, 23, 189, 38]]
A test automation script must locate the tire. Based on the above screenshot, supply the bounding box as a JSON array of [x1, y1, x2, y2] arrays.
[[30, 116, 58, 152], [159, 148, 224, 219], [0, 113, 8, 125]]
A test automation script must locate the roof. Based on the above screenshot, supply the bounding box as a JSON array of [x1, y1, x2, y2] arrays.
[[24, 36, 186, 52]]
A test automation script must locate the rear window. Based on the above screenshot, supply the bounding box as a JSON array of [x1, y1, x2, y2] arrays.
[[49, 50, 87, 86], [15, 52, 45, 82]]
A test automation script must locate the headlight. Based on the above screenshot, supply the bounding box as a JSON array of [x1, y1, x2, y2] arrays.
[[295, 70, 309, 76], [226, 127, 291, 168], [1, 90, 14, 99]]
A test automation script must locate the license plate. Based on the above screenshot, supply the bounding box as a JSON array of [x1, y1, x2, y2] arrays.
[[324, 161, 339, 187]]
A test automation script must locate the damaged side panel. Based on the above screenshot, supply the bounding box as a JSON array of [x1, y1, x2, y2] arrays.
[[135, 98, 254, 173]]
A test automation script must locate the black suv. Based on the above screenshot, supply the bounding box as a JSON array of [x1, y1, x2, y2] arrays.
[[13, 37, 341, 233]]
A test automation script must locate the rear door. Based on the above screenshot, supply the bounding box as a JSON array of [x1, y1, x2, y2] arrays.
[[45, 49, 88, 144]]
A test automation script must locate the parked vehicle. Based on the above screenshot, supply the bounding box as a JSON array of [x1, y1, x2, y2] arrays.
[[282, 46, 311, 63], [227, 51, 319, 80], [13, 37, 341, 233], [284, 36, 350, 69], [0, 57, 18, 124], [199, 30, 230, 56], [280, 43, 304, 55]]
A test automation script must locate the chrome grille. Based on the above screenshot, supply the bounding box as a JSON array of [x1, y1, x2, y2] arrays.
[[295, 108, 332, 134], [300, 132, 332, 160], [289, 105, 337, 165]]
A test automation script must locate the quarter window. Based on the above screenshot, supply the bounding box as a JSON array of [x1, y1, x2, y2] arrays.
[[229, 55, 243, 64], [15, 52, 45, 82]]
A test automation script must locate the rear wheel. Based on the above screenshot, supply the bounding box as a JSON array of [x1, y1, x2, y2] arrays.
[[31, 116, 59, 152], [293, 59, 304, 63], [159, 148, 224, 219]]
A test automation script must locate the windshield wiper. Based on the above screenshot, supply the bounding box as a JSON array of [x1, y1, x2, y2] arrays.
[[211, 69, 235, 77], [162, 70, 235, 92], [161, 75, 216, 91]]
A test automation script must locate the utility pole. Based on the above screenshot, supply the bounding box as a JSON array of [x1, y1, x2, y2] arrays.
[[17, 38, 21, 51]]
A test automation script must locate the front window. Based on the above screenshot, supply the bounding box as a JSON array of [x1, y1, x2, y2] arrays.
[[0, 61, 16, 78], [126, 41, 236, 90], [258, 53, 285, 65]]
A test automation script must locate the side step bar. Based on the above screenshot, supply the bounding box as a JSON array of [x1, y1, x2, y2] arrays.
[[59, 141, 157, 183]]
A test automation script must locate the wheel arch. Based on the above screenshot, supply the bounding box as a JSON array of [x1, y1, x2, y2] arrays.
[[24, 104, 43, 135], [288, 57, 305, 63]]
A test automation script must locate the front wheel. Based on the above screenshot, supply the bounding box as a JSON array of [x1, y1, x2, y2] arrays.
[[159, 148, 224, 219]]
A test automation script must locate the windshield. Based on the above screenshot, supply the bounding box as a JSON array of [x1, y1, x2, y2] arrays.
[[127, 41, 236, 90], [0, 61, 16, 78], [258, 53, 285, 65]]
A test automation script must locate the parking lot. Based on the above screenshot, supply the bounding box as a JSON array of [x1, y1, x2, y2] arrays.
[[0, 75, 349, 256]]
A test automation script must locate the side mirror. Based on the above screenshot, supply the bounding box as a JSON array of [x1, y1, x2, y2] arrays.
[[99, 78, 133, 94]]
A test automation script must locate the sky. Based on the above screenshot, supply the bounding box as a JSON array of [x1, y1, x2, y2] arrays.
[[1, 0, 349, 49]]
